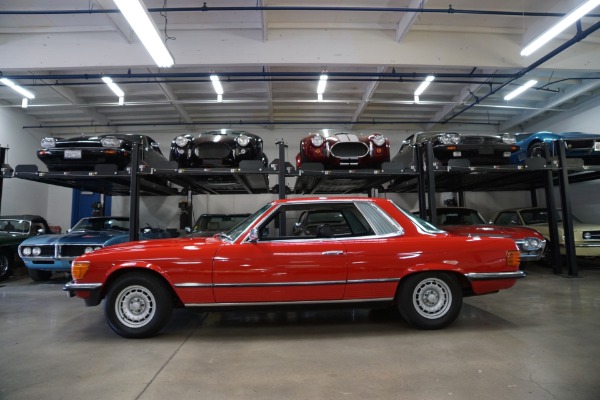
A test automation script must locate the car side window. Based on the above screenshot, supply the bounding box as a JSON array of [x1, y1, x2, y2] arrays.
[[257, 203, 373, 241]]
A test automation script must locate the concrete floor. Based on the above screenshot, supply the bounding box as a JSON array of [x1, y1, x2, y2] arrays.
[[1, 262, 599, 400]]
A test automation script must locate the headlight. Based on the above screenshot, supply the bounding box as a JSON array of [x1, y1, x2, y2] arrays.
[[101, 137, 121, 148], [311, 134, 324, 147], [439, 133, 461, 145], [84, 246, 95, 253], [583, 232, 592, 240], [371, 134, 386, 146], [41, 138, 56, 149], [22, 247, 31, 256], [522, 237, 543, 251], [32, 247, 42, 256], [502, 133, 517, 145], [236, 134, 251, 147], [174, 136, 190, 147]]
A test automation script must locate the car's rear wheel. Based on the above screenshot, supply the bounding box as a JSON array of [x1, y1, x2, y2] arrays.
[[104, 272, 173, 338], [398, 272, 462, 330], [28, 269, 53, 282], [0, 252, 13, 281]]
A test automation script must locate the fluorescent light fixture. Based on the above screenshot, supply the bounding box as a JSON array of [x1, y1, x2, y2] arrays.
[[112, 0, 174, 68], [317, 74, 328, 94], [414, 95, 420, 104], [217, 94, 223, 103], [414, 75, 435, 96], [0, 77, 35, 99], [521, 0, 600, 56], [22, 98, 29, 108], [118, 96, 124, 105], [102, 76, 125, 98], [504, 80, 538, 101], [210, 75, 224, 95], [318, 93, 323, 102]]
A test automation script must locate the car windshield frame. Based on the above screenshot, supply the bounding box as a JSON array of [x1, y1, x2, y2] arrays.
[[0, 218, 32, 235], [224, 203, 272, 242]]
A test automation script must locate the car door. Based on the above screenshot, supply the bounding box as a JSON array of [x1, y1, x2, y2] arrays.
[[212, 203, 349, 303], [212, 239, 347, 303]]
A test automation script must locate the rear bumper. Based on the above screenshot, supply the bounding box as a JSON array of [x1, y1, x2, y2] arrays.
[[464, 271, 527, 281]]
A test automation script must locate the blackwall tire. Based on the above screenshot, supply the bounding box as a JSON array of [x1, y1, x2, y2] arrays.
[[528, 143, 546, 158], [28, 269, 53, 282], [398, 273, 462, 330], [0, 253, 12, 281], [104, 272, 173, 339]]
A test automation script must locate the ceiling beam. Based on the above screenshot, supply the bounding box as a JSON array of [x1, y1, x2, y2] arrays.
[[396, 0, 427, 42], [500, 77, 600, 131], [352, 66, 387, 123]]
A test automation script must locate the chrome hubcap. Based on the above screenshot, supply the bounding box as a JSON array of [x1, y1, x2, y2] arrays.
[[115, 285, 156, 328], [413, 278, 452, 319]]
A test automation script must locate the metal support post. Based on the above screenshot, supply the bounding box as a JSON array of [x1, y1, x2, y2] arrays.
[[557, 140, 577, 277], [425, 141, 437, 225], [128, 141, 141, 242]]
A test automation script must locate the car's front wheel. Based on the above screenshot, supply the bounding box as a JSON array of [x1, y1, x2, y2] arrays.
[[398, 273, 462, 330], [104, 272, 173, 338], [528, 142, 546, 158]]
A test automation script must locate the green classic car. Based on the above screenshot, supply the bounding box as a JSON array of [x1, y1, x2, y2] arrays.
[[0, 215, 53, 280]]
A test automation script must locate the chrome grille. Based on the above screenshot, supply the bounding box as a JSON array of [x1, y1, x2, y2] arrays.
[[331, 142, 369, 158], [194, 142, 231, 159]]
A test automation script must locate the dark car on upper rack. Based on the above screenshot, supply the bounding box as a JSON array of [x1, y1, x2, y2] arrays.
[[392, 131, 519, 168], [508, 131, 600, 165], [296, 130, 390, 170], [0, 215, 54, 281], [36, 134, 168, 172], [426, 207, 546, 263], [170, 130, 268, 168], [18, 216, 170, 282]]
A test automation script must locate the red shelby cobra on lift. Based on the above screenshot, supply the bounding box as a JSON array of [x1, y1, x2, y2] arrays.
[[65, 197, 525, 338]]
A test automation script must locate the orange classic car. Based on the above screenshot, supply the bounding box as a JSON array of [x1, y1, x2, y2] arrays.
[[64, 197, 525, 338]]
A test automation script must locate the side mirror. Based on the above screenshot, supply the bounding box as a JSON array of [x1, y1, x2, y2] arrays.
[[36, 228, 45, 235], [247, 228, 259, 243], [184, 227, 192, 233]]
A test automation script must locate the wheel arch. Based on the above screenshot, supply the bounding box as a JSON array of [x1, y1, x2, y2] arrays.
[[395, 268, 472, 300], [101, 267, 183, 307]]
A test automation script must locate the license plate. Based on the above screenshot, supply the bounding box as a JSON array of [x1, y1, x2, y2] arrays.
[[594, 141, 600, 152], [64, 150, 82, 159], [479, 146, 494, 155]]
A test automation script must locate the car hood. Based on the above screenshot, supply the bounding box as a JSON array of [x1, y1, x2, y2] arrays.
[[82, 236, 219, 257], [443, 225, 543, 239], [20, 231, 129, 245]]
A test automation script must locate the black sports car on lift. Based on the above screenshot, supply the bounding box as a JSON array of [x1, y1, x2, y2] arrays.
[[392, 131, 519, 167], [169, 130, 268, 168], [36, 134, 168, 172]]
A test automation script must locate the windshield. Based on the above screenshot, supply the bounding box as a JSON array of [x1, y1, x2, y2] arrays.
[[224, 203, 272, 241], [438, 209, 486, 225], [521, 209, 582, 224], [0, 219, 31, 235], [71, 217, 130, 232]]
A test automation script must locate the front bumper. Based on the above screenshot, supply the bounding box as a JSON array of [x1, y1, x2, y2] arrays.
[[63, 281, 103, 306]]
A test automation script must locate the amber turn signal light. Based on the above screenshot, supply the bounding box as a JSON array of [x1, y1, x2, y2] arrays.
[[506, 250, 521, 268], [71, 261, 90, 280]]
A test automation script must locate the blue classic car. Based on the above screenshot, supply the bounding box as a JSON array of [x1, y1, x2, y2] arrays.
[[509, 131, 600, 165], [18, 216, 169, 281]]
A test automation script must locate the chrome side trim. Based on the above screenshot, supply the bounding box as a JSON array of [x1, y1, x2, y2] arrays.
[[465, 271, 526, 281], [186, 297, 394, 307], [174, 283, 213, 288], [175, 278, 400, 289], [63, 281, 103, 291], [214, 280, 346, 288], [347, 278, 401, 284]]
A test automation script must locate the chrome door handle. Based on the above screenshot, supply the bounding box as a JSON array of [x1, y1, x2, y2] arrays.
[[322, 250, 344, 255]]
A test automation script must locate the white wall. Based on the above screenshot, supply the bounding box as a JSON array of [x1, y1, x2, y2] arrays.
[[0, 107, 71, 228]]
